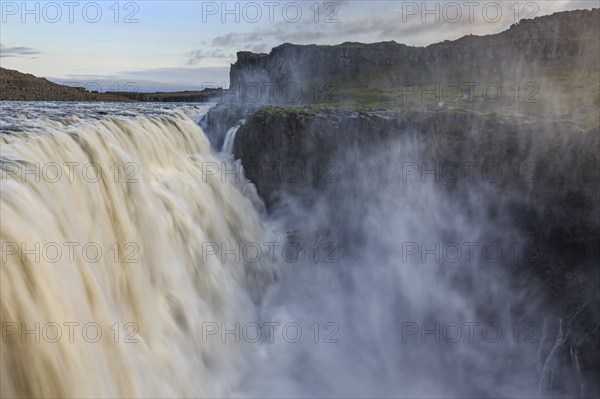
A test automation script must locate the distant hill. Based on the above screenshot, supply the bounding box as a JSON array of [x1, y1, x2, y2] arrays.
[[0, 68, 134, 101], [0, 68, 221, 102]]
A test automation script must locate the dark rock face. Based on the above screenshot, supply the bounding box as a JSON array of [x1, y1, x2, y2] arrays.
[[206, 11, 600, 392], [233, 108, 401, 205], [200, 104, 258, 149], [234, 106, 600, 324], [234, 107, 599, 219], [230, 41, 413, 86], [227, 9, 599, 106], [233, 106, 600, 396]]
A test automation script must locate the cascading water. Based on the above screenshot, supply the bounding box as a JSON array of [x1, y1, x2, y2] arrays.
[[221, 124, 243, 156], [0, 103, 276, 398]]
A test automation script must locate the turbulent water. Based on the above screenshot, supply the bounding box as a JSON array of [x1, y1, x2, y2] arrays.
[[0, 102, 585, 398], [1, 102, 278, 397]]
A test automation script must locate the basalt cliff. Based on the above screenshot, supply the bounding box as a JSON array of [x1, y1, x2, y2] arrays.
[[202, 9, 600, 396]]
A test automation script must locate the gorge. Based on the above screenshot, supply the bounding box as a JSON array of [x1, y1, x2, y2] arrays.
[[1, 6, 599, 398]]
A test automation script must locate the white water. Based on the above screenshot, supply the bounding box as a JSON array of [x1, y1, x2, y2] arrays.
[[1, 103, 276, 397], [0, 102, 557, 398], [221, 124, 242, 156]]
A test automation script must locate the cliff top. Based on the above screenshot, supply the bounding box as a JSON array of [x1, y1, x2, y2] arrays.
[[233, 8, 599, 60], [227, 8, 599, 125]]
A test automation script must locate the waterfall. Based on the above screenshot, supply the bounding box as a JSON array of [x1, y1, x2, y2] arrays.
[[221, 124, 242, 156], [0, 111, 275, 398], [1, 104, 589, 398]]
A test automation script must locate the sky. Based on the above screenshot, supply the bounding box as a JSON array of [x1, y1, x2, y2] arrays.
[[1, 0, 598, 91]]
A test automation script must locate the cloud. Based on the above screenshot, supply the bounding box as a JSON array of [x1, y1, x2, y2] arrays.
[[208, 0, 600, 51], [208, 14, 474, 51], [0, 45, 41, 58], [185, 49, 229, 66], [211, 23, 329, 49]]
